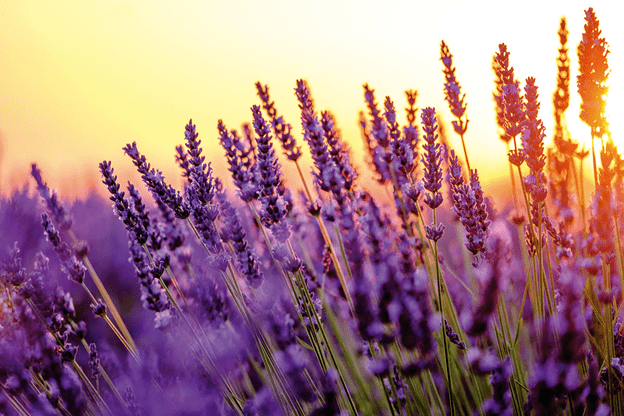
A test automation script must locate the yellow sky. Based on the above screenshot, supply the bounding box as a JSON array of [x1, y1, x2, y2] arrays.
[[0, 0, 622, 199]]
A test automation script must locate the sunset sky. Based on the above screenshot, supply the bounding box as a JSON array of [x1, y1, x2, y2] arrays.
[[1, 0, 622, 199]]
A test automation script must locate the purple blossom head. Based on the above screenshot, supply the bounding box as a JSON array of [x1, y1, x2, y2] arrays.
[[99, 160, 149, 245], [577, 7, 610, 136], [321, 110, 358, 191], [256, 81, 302, 161], [362, 84, 391, 183], [41, 213, 86, 284], [123, 142, 190, 219], [218, 120, 258, 202], [1, 243, 27, 287], [420, 107, 444, 209], [494, 44, 525, 141], [30, 164, 73, 231], [521, 77, 546, 174], [184, 120, 216, 206], [252, 105, 289, 239], [440, 40, 468, 136]]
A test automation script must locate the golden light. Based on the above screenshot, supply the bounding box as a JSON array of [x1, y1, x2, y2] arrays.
[[0, 1, 622, 196], [606, 57, 623, 151]]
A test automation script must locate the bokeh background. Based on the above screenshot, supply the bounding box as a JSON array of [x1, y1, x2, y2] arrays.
[[1, 0, 622, 199]]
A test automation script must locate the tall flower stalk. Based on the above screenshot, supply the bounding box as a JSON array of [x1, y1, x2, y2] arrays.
[[440, 40, 471, 174], [577, 7, 611, 189], [420, 107, 455, 414]]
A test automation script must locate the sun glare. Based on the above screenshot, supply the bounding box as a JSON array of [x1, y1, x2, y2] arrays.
[[606, 73, 623, 151]]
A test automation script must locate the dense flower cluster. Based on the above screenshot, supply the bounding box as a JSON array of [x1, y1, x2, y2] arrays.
[[1, 8, 622, 416]]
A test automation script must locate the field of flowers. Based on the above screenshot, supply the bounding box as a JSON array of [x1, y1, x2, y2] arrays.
[[1, 7, 621, 416]]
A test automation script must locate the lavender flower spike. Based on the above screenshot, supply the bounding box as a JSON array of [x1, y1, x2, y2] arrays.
[[421, 107, 444, 209], [440, 40, 468, 136], [123, 142, 190, 219], [99, 160, 148, 245], [182, 120, 224, 254], [363, 84, 391, 183], [251, 105, 290, 242], [384, 96, 415, 185], [577, 7, 610, 137], [41, 213, 86, 284], [256, 81, 302, 161], [295, 79, 345, 197], [494, 43, 525, 166], [217, 190, 264, 288], [448, 150, 490, 265], [218, 119, 258, 202], [31, 163, 73, 230]]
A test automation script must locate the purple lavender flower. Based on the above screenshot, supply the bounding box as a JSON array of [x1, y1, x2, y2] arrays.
[[444, 319, 466, 350], [554, 17, 571, 126], [521, 77, 547, 175], [577, 7, 610, 137], [195, 273, 228, 327], [421, 107, 444, 209], [363, 84, 391, 183], [590, 138, 617, 255], [403, 89, 420, 156], [123, 142, 190, 219], [398, 268, 436, 355], [440, 40, 468, 136], [424, 223, 445, 242], [482, 358, 513, 416], [494, 44, 526, 166], [252, 105, 291, 242], [361, 196, 398, 328], [494, 44, 525, 140], [218, 120, 258, 202], [217, 191, 263, 288], [30, 164, 73, 231], [384, 97, 415, 185], [585, 352, 610, 415], [154, 197, 186, 251], [466, 233, 508, 337], [100, 160, 149, 245], [256, 81, 302, 161], [127, 238, 173, 328], [1, 243, 27, 287], [178, 120, 226, 254], [41, 213, 86, 284], [184, 120, 215, 205], [320, 110, 358, 191], [175, 144, 192, 179], [295, 80, 345, 198], [448, 150, 490, 264]]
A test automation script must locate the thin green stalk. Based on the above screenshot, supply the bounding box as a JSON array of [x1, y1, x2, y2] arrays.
[[321, 294, 378, 411], [69, 231, 137, 354], [423, 369, 445, 415], [506, 142, 520, 214], [25, 299, 113, 415], [77, 281, 138, 360], [0, 385, 31, 416], [458, 131, 472, 176], [77, 336, 129, 414], [431, 204, 454, 416], [291, 266, 358, 415], [292, 157, 353, 313]]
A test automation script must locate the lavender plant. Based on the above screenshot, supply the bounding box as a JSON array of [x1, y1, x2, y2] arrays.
[[2, 7, 622, 416]]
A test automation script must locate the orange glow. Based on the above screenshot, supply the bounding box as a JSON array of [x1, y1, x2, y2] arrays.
[[0, 1, 622, 198]]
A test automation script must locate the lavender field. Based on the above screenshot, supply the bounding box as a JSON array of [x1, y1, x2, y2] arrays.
[[1, 7, 621, 415]]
